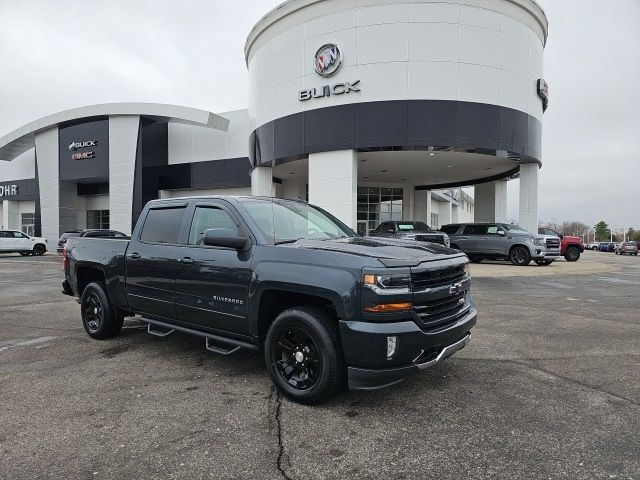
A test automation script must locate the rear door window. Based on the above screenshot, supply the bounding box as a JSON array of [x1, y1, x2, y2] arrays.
[[440, 225, 459, 234], [140, 207, 186, 244], [463, 225, 488, 235]]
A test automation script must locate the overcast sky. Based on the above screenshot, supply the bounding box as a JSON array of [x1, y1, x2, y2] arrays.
[[1, 0, 639, 230]]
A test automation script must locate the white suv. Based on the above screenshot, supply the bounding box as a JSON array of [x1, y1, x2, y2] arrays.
[[0, 230, 48, 256]]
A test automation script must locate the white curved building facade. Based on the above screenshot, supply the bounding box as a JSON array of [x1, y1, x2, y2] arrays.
[[247, 0, 548, 234], [1, 0, 548, 241]]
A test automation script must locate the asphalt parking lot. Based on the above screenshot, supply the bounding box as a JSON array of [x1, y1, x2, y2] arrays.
[[0, 251, 638, 479]]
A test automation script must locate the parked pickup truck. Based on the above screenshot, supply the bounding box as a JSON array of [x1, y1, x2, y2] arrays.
[[538, 227, 585, 262], [63, 196, 477, 403]]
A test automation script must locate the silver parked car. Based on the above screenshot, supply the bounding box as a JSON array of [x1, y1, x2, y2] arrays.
[[440, 223, 561, 266], [368, 221, 450, 247]]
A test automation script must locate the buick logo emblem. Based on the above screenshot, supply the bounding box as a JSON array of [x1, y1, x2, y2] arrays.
[[314, 44, 342, 78]]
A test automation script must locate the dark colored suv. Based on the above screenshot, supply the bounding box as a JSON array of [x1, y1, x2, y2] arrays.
[[57, 229, 129, 255]]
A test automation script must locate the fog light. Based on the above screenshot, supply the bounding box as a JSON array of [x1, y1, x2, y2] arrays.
[[387, 336, 398, 359]]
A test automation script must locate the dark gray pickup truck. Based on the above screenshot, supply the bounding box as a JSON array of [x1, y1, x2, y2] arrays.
[[63, 196, 477, 403]]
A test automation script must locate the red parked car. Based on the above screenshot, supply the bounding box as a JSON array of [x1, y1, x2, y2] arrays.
[[615, 241, 638, 256], [538, 227, 585, 262]]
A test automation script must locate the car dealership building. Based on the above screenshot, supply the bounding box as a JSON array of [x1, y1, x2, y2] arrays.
[[0, 0, 547, 242]]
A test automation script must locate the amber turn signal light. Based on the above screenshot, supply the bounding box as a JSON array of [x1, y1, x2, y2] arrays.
[[364, 303, 412, 313]]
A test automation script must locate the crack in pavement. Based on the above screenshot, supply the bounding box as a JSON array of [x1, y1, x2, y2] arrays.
[[269, 385, 294, 480]]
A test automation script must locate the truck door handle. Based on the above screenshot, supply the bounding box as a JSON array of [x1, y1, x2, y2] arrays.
[[128, 252, 141, 260], [179, 257, 194, 264]]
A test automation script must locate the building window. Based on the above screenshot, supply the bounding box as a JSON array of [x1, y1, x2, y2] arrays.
[[430, 213, 439, 229], [357, 187, 403, 235], [87, 210, 110, 229], [21, 213, 35, 236]]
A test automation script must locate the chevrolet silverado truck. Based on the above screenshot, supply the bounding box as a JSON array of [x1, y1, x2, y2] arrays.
[[538, 227, 585, 262], [62, 196, 477, 403]]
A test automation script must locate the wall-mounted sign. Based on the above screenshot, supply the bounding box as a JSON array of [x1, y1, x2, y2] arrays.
[[537, 79, 549, 112], [299, 80, 361, 102], [315, 44, 342, 78], [0, 184, 19, 197], [71, 152, 96, 160], [68, 140, 98, 151]]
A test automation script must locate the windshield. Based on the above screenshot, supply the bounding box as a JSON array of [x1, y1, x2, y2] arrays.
[[506, 224, 532, 235], [397, 222, 433, 232], [241, 199, 356, 244]]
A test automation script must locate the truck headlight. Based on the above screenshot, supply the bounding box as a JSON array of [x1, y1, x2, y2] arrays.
[[464, 262, 471, 276], [363, 273, 411, 295], [533, 237, 546, 246], [444, 236, 450, 247]]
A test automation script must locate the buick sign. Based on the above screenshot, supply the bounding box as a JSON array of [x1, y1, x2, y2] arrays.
[[299, 80, 361, 101], [315, 44, 342, 77], [68, 140, 98, 151]]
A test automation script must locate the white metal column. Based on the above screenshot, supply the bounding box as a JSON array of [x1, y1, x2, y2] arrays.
[[251, 166, 275, 197], [519, 163, 539, 233], [34, 127, 60, 242], [109, 115, 140, 235], [2, 200, 20, 230], [474, 180, 507, 223], [308, 150, 357, 228]]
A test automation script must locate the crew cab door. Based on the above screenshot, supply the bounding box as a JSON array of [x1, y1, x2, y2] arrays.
[[173, 202, 253, 335], [125, 204, 188, 320], [484, 225, 508, 254]]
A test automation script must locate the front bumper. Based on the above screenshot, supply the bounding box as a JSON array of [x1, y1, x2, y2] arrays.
[[531, 246, 561, 260], [340, 308, 477, 390]]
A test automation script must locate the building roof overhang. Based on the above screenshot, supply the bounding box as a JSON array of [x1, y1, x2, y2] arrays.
[[0, 103, 230, 161]]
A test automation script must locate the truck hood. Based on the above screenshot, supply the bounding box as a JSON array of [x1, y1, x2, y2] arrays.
[[280, 236, 463, 267]]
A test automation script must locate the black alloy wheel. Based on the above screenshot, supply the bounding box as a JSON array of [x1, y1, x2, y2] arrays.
[[32, 244, 46, 256], [510, 246, 531, 266], [80, 282, 124, 339], [265, 307, 344, 404], [274, 327, 322, 391], [565, 246, 581, 262], [83, 291, 104, 334]]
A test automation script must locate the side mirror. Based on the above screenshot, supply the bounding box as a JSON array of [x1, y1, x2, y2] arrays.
[[203, 228, 250, 251], [559, 234, 564, 240], [497, 230, 506, 236]]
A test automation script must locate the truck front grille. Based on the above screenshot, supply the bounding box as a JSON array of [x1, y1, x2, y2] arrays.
[[414, 234, 446, 245], [413, 292, 470, 330], [412, 265, 465, 290], [545, 238, 561, 249]]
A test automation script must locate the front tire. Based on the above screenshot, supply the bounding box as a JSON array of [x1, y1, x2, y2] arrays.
[[564, 246, 581, 262], [509, 246, 531, 266], [80, 282, 124, 339], [265, 307, 344, 404], [32, 244, 46, 256]]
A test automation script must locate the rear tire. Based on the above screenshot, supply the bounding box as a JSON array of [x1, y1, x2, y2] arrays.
[[265, 306, 344, 404], [509, 246, 531, 266], [80, 282, 124, 339], [19, 251, 30, 257], [468, 256, 483, 263], [32, 244, 46, 256], [564, 246, 581, 262]]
